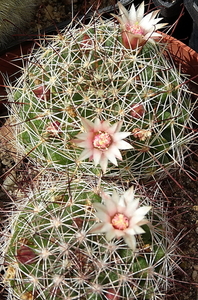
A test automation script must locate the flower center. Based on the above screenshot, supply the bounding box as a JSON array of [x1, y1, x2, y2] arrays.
[[93, 131, 112, 151], [126, 23, 144, 35], [111, 213, 129, 230]]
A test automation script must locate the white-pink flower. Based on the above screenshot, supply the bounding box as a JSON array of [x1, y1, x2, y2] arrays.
[[73, 118, 133, 173], [113, 1, 167, 49], [90, 187, 151, 250]]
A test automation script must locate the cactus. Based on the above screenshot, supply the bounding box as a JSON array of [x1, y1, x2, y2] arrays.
[[6, 12, 195, 181], [1, 3, 194, 300], [0, 0, 39, 50], [1, 179, 178, 300]]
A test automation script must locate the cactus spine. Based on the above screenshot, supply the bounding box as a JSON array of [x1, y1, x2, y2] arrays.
[[1, 180, 177, 300], [7, 18, 195, 181], [1, 2, 196, 300]]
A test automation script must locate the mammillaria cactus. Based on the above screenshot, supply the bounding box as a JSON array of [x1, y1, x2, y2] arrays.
[[6, 1, 196, 181], [1, 3, 195, 299], [1, 179, 178, 300]]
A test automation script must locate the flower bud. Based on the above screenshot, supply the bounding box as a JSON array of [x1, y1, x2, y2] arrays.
[[17, 245, 36, 265], [130, 103, 145, 118], [105, 288, 120, 300], [33, 86, 50, 100]]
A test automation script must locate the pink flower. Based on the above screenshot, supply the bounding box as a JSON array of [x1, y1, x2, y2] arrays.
[[112, 1, 167, 49], [33, 85, 50, 100], [73, 118, 133, 173], [90, 187, 151, 250]]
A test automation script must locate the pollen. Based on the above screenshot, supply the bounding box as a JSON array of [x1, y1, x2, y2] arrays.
[[111, 213, 129, 230], [93, 131, 112, 151], [126, 23, 144, 35]]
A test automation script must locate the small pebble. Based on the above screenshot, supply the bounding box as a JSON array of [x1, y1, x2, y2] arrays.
[[192, 270, 198, 282], [194, 265, 198, 271], [193, 206, 198, 211]]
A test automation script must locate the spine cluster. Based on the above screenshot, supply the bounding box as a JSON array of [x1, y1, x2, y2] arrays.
[[2, 180, 176, 300], [9, 20, 194, 181]]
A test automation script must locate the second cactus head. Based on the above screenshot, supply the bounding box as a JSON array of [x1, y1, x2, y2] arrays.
[[2, 179, 176, 300]]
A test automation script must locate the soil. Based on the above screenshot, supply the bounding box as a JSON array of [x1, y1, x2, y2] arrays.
[[0, 1, 197, 300]]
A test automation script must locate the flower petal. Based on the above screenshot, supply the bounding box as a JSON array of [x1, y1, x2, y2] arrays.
[[128, 3, 138, 23], [140, 11, 155, 27], [113, 131, 131, 141], [99, 155, 109, 173], [108, 145, 122, 160], [154, 23, 168, 30], [76, 140, 91, 148], [75, 132, 89, 140], [125, 199, 140, 217], [103, 197, 118, 217], [93, 203, 110, 222], [94, 118, 102, 131], [90, 222, 112, 234], [118, 1, 130, 24], [116, 140, 133, 150], [93, 149, 102, 166], [124, 227, 136, 235], [95, 211, 110, 222], [136, 1, 145, 22], [123, 186, 134, 203], [112, 13, 125, 26], [107, 121, 123, 135], [124, 234, 136, 250], [105, 227, 117, 240], [114, 229, 125, 238], [79, 149, 93, 161], [99, 119, 110, 132], [105, 150, 118, 166], [134, 206, 151, 217], [130, 213, 149, 227], [136, 218, 150, 227], [111, 190, 120, 205], [81, 117, 94, 131]]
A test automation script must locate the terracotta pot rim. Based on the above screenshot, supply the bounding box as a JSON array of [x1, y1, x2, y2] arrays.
[[158, 31, 198, 85], [0, 28, 198, 95]]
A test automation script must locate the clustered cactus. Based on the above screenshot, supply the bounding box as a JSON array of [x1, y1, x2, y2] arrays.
[[1, 1, 197, 300]]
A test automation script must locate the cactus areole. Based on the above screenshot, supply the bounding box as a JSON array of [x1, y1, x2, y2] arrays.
[[9, 7, 193, 180]]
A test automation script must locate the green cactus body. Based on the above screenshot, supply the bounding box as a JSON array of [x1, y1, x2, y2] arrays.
[[8, 19, 194, 180], [2, 181, 175, 300]]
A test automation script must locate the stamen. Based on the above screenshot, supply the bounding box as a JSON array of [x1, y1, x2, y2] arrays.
[[126, 23, 144, 35], [93, 131, 112, 151], [111, 213, 129, 230]]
